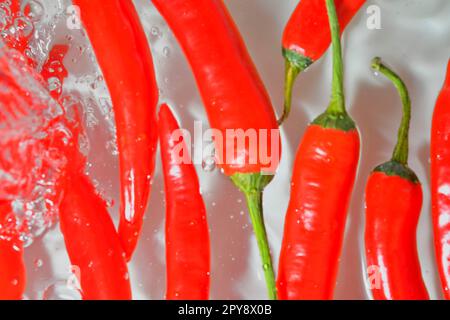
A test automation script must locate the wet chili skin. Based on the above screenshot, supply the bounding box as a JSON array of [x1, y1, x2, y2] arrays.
[[279, 0, 365, 124], [159, 104, 210, 300], [365, 58, 429, 300], [277, 0, 360, 299], [74, 0, 159, 261], [152, 0, 280, 299], [431, 59, 450, 300]]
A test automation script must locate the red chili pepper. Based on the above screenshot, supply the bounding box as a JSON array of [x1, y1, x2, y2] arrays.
[[279, 0, 365, 124], [158, 104, 210, 300], [74, 0, 159, 260], [431, 59, 450, 300], [364, 58, 429, 300], [152, 0, 280, 299], [38, 43, 133, 300], [0, 201, 26, 300], [277, 0, 360, 299], [59, 172, 132, 300]]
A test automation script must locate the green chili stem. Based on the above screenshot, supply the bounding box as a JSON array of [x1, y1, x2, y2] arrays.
[[325, 0, 346, 115], [244, 191, 277, 300], [278, 61, 301, 125], [371, 57, 411, 165]]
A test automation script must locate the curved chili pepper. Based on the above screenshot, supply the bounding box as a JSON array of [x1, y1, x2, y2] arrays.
[[277, 0, 360, 299], [279, 0, 365, 124], [431, 59, 450, 300], [152, 0, 280, 299], [38, 43, 133, 300], [158, 104, 210, 300], [0, 201, 26, 300], [365, 58, 429, 300], [74, 0, 159, 260], [59, 172, 132, 300]]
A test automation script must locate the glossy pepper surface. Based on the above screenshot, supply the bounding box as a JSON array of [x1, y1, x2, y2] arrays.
[[279, 0, 365, 124], [365, 58, 429, 300], [74, 0, 159, 260], [277, 0, 360, 299], [431, 59, 450, 300], [59, 172, 132, 300], [0, 201, 26, 300], [158, 104, 210, 300], [152, 0, 280, 299]]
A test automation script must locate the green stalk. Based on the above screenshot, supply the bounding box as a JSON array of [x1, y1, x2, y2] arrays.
[[278, 49, 313, 125], [245, 191, 277, 300], [325, 0, 345, 115], [278, 61, 301, 125], [371, 57, 411, 165], [312, 0, 355, 131], [231, 173, 277, 300]]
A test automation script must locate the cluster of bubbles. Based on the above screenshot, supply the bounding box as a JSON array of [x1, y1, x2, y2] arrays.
[[0, 48, 73, 248], [0, 0, 74, 246]]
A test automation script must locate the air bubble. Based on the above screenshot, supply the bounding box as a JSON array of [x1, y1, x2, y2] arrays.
[[24, 1, 45, 22], [162, 46, 170, 58], [34, 258, 43, 268], [202, 157, 216, 172], [150, 26, 162, 39]]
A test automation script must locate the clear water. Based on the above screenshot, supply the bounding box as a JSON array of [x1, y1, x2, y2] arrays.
[[1, 0, 449, 299]]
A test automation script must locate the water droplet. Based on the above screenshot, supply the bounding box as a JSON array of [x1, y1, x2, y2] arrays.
[[150, 26, 161, 39], [34, 258, 43, 268], [202, 156, 216, 172], [162, 46, 170, 58], [47, 77, 62, 95]]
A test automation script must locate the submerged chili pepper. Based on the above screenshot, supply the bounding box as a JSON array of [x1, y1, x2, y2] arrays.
[[279, 0, 365, 124], [158, 104, 210, 300], [1, 37, 129, 300], [431, 59, 450, 300], [0, 45, 68, 300], [59, 172, 132, 300], [277, 0, 360, 299], [39, 42, 133, 300], [0, 201, 26, 300], [53, 108, 133, 300], [74, 0, 159, 260], [152, 0, 280, 299], [365, 58, 429, 300]]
